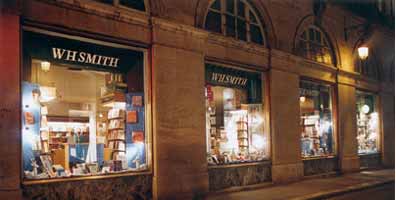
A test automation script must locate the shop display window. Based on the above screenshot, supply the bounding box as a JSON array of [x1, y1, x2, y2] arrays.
[[205, 64, 268, 165], [22, 31, 148, 180], [299, 80, 334, 158], [356, 91, 379, 154]]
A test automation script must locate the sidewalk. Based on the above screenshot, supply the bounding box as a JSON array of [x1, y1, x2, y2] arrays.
[[206, 169, 395, 200]]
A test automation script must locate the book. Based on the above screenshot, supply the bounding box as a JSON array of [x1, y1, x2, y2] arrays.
[[127, 110, 138, 123]]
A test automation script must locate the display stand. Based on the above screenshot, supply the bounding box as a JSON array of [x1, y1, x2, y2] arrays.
[[106, 109, 126, 160], [237, 119, 248, 153]]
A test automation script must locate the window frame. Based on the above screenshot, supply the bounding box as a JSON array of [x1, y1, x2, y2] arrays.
[[204, 0, 266, 45], [355, 89, 381, 156], [21, 26, 153, 184], [297, 26, 335, 65], [204, 62, 270, 166], [299, 78, 338, 160]]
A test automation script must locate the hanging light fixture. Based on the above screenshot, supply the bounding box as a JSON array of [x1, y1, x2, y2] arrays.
[[41, 61, 51, 72], [358, 46, 369, 60], [300, 96, 306, 102]]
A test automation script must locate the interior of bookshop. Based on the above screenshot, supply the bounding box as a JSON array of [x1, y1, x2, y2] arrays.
[[299, 80, 334, 158], [356, 91, 379, 155], [22, 32, 147, 180], [205, 64, 268, 165]]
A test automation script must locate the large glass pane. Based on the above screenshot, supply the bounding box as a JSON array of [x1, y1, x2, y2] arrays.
[[205, 11, 222, 33], [237, 0, 245, 17], [309, 28, 315, 41], [315, 29, 322, 43], [356, 91, 379, 154], [210, 0, 221, 10], [119, 0, 146, 11], [205, 64, 267, 165], [226, 14, 236, 37], [300, 80, 334, 158], [22, 32, 147, 180], [250, 24, 264, 45], [237, 19, 247, 41], [226, 0, 235, 14]]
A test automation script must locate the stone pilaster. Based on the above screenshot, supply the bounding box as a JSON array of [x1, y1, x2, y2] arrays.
[[337, 83, 360, 173], [151, 18, 209, 199], [380, 90, 395, 168], [269, 69, 304, 183], [0, 11, 22, 199]]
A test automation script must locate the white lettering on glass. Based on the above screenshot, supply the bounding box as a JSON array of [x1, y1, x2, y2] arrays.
[[51, 47, 120, 67], [210, 72, 248, 87]]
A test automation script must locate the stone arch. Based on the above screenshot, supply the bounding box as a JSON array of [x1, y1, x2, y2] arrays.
[[293, 14, 341, 68], [195, 0, 277, 49]]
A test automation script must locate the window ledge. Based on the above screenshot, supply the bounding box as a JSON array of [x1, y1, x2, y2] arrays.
[[208, 160, 271, 169], [22, 170, 152, 185], [50, 0, 150, 26], [302, 155, 337, 161], [359, 152, 381, 157]]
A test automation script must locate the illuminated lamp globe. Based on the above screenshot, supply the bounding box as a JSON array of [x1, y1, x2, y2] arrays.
[[299, 96, 306, 102], [362, 104, 370, 114], [358, 46, 369, 60]]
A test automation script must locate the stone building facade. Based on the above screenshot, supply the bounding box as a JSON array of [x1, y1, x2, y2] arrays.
[[0, 0, 394, 199]]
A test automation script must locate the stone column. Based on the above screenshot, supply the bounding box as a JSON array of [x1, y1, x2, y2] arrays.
[[269, 69, 304, 183], [0, 11, 22, 199], [380, 90, 395, 168], [337, 84, 360, 172], [151, 18, 209, 199]]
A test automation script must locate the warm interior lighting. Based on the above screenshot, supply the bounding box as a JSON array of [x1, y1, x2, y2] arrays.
[[41, 106, 48, 115], [358, 46, 369, 60], [39, 86, 56, 102], [300, 96, 306, 102], [362, 104, 370, 114], [41, 61, 51, 72], [102, 101, 126, 109]]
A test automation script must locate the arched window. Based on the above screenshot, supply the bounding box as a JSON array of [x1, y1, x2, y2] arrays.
[[296, 26, 335, 65], [204, 0, 265, 45]]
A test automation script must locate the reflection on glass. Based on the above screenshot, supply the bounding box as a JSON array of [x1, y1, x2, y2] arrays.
[[205, 83, 267, 165], [22, 59, 147, 180], [299, 80, 334, 158], [356, 91, 379, 154]]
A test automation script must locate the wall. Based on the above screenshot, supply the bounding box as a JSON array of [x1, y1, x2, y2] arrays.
[[0, 11, 22, 199], [0, 0, 393, 199], [22, 174, 152, 199], [151, 18, 209, 199]]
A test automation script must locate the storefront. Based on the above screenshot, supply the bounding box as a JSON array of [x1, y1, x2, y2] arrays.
[[21, 27, 152, 198], [205, 63, 271, 190], [356, 90, 381, 169], [299, 79, 338, 176]]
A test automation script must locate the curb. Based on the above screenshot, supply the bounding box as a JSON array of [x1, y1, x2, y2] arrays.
[[290, 179, 395, 200]]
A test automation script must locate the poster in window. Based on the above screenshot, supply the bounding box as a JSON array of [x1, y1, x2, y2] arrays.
[[132, 96, 143, 107], [127, 110, 138, 123], [132, 131, 144, 143]]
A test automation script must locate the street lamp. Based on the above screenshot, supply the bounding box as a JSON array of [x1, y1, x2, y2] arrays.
[[357, 46, 369, 60]]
